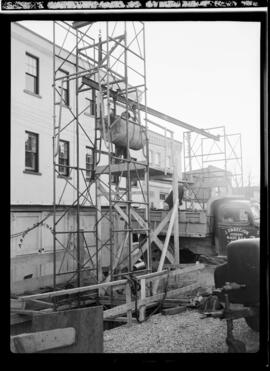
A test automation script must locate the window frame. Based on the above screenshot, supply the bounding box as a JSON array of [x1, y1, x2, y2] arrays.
[[85, 89, 95, 116], [85, 146, 94, 180], [58, 140, 70, 177], [155, 152, 161, 166], [159, 192, 168, 201], [58, 68, 70, 107], [25, 52, 39, 95], [25, 131, 39, 173]]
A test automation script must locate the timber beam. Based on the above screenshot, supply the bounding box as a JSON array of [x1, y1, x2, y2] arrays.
[[81, 76, 219, 141]]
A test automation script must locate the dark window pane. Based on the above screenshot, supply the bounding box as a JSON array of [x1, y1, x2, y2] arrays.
[[25, 152, 34, 169], [25, 132, 38, 172], [86, 150, 93, 178], [59, 141, 69, 176]]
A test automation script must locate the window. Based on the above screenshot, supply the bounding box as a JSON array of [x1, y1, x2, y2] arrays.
[[250, 203, 260, 223], [86, 89, 95, 116], [220, 206, 250, 224], [155, 152, 161, 166], [166, 155, 171, 168], [59, 140, 69, 177], [160, 192, 168, 201], [149, 150, 153, 165], [86, 146, 93, 180], [25, 53, 39, 94], [57, 69, 69, 106], [25, 131, 39, 172]]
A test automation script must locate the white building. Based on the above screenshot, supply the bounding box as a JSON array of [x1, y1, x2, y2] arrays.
[[10, 22, 182, 292], [11, 22, 182, 207]]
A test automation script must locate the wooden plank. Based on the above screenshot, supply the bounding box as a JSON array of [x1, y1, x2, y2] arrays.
[[10, 314, 32, 326], [11, 299, 26, 310], [82, 76, 219, 140], [139, 278, 146, 322], [11, 309, 53, 316], [96, 162, 146, 176], [99, 183, 128, 223], [131, 210, 174, 266], [150, 235, 175, 264], [161, 306, 186, 316], [153, 202, 178, 294], [25, 299, 54, 310], [31, 307, 103, 353], [103, 282, 200, 319], [164, 298, 191, 304], [19, 278, 127, 301], [10, 327, 76, 353], [19, 264, 204, 302], [96, 180, 103, 286], [157, 202, 178, 272], [125, 282, 132, 327], [172, 139, 180, 265]]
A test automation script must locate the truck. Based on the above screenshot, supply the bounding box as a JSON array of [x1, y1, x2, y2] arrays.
[[134, 195, 260, 267], [199, 238, 260, 352]]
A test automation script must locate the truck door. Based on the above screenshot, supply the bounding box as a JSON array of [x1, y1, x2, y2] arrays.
[[215, 202, 259, 255]]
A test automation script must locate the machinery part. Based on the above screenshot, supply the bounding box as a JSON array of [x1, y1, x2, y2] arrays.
[[226, 238, 259, 306], [101, 114, 146, 150], [225, 293, 246, 353], [245, 307, 260, 332], [214, 239, 259, 306], [226, 336, 246, 353], [198, 294, 223, 313]]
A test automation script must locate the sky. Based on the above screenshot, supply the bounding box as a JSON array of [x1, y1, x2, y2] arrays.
[[17, 20, 261, 186]]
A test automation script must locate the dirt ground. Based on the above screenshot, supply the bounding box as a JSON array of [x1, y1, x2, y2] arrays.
[[103, 265, 259, 353]]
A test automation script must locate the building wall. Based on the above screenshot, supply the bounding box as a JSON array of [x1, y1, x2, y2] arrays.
[[11, 22, 182, 209]]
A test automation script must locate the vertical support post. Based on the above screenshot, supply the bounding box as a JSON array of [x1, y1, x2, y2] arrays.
[[143, 22, 151, 272], [52, 21, 57, 291], [139, 278, 146, 322], [124, 22, 132, 273], [75, 28, 81, 288], [172, 136, 180, 265], [106, 22, 114, 301], [79, 229, 85, 268], [126, 281, 132, 327], [239, 134, 244, 188], [153, 202, 178, 294], [223, 127, 230, 193], [96, 179, 103, 284]]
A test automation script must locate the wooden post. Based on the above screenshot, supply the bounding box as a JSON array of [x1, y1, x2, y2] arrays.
[[125, 282, 132, 327], [96, 180, 103, 288], [139, 278, 146, 322], [172, 137, 180, 265], [79, 229, 85, 268]]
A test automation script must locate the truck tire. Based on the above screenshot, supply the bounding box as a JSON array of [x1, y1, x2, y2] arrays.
[[245, 311, 259, 332]]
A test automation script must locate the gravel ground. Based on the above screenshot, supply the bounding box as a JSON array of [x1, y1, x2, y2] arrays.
[[103, 265, 259, 353], [103, 309, 259, 353]]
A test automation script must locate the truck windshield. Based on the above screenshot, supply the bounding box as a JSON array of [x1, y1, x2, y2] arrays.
[[219, 205, 250, 224]]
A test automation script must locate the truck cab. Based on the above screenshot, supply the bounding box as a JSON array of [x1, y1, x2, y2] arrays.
[[209, 197, 260, 255]]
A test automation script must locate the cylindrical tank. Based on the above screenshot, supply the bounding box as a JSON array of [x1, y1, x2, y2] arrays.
[[101, 114, 146, 150]]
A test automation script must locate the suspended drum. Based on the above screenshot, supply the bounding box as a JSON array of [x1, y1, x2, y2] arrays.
[[101, 114, 146, 150]]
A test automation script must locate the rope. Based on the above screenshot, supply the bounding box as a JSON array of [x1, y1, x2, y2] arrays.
[[11, 212, 53, 239]]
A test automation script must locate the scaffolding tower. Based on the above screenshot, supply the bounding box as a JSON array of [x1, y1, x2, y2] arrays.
[[183, 126, 244, 209], [52, 21, 151, 290]]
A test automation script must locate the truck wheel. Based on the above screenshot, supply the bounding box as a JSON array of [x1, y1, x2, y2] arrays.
[[245, 314, 259, 332]]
